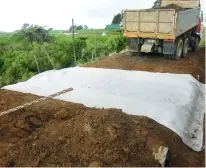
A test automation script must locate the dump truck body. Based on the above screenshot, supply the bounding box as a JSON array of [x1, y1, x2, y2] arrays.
[[122, 0, 203, 60], [123, 7, 200, 40]]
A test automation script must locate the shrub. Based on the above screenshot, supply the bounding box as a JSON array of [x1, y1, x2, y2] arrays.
[[0, 33, 127, 87]]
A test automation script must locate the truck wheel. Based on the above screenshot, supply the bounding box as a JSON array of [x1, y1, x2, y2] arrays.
[[182, 38, 189, 57], [172, 38, 183, 60], [163, 38, 183, 61], [190, 37, 199, 52]]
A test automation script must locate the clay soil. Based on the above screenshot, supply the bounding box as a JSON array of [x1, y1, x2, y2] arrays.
[[0, 48, 205, 167], [156, 4, 185, 11], [0, 90, 205, 167], [85, 47, 205, 84]]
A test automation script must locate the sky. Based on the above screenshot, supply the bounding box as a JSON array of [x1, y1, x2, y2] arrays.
[[0, 0, 205, 32]]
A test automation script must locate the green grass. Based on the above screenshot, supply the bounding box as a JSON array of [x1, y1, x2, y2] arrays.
[[50, 29, 121, 43], [52, 34, 73, 42], [199, 28, 205, 48], [48, 29, 121, 38]]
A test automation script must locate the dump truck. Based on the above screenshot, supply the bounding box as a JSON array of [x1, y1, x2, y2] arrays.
[[121, 0, 204, 60]]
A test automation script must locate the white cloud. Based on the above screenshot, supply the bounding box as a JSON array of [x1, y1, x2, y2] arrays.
[[0, 0, 205, 32]]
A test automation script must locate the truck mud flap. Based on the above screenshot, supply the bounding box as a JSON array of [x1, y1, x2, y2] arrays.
[[141, 43, 154, 53], [128, 38, 139, 52], [163, 41, 175, 55]]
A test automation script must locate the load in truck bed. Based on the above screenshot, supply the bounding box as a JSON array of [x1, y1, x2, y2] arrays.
[[153, 3, 184, 11]]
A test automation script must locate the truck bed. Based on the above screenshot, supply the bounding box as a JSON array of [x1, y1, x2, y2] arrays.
[[123, 4, 200, 40]]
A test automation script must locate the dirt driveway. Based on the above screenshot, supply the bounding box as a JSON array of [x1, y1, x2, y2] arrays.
[[85, 47, 205, 84]]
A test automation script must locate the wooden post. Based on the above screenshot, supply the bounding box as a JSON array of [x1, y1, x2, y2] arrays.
[[72, 19, 76, 65], [31, 42, 40, 73], [94, 32, 97, 59]]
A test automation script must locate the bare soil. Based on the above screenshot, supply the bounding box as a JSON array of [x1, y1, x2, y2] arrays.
[[0, 48, 205, 167], [156, 3, 184, 11], [0, 90, 205, 167], [84, 48, 205, 84]]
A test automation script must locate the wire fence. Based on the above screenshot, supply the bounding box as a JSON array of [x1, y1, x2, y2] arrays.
[[31, 30, 124, 73], [0, 23, 126, 89]]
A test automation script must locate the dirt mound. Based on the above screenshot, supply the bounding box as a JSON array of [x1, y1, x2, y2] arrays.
[[0, 91, 162, 167], [156, 3, 184, 11], [84, 48, 205, 84], [0, 90, 205, 167]]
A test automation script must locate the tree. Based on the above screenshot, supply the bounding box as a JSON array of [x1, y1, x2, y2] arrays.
[[112, 13, 121, 24], [76, 25, 83, 30], [69, 25, 77, 32], [48, 28, 53, 31], [17, 25, 52, 43], [84, 25, 89, 30], [22, 23, 30, 30], [15, 24, 55, 73], [152, 0, 161, 8]]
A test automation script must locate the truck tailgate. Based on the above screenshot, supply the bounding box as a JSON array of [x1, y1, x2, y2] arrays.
[[123, 7, 200, 40], [123, 9, 176, 39]]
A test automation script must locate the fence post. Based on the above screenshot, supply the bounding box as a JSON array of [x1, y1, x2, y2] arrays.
[[93, 31, 97, 61], [31, 43, 40, 73], [72, 19, 76, 65]]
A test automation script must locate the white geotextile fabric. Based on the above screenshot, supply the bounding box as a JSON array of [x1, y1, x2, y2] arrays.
[[2, 67, 205, 151]]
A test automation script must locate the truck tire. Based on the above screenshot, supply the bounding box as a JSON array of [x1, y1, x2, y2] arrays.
[[182, 37, 189, 58], [190, 36, 199, 52], [164, 38, 183, 61]]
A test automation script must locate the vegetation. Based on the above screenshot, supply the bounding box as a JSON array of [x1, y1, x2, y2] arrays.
[[199, 28, 205, 48], [68, 25, 89, 32], [112, 13, 122, 24], [0, 25, 127, 87]]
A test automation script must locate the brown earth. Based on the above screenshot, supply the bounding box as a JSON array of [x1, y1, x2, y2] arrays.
[[0, 47, 205, 167], [84, 47, 205, 84], [156, 3, 184, 11], [0, 90, 205, 167]]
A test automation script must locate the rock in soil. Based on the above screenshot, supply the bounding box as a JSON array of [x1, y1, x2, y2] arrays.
[[89, 161, 102, 167], [27, 116, 42, 127]]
